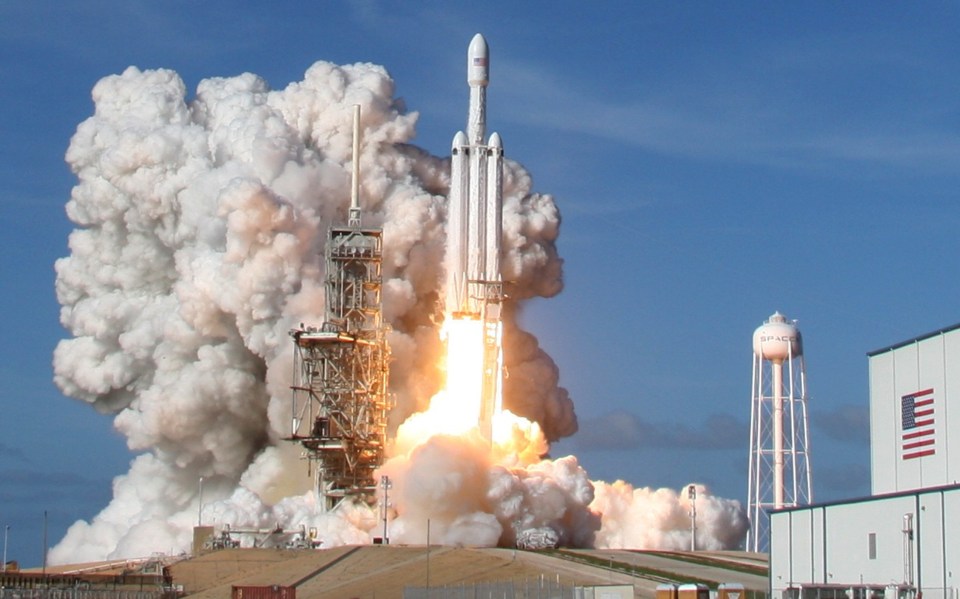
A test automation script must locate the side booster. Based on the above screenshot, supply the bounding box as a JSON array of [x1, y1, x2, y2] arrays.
[[445, 33, 504, 316]]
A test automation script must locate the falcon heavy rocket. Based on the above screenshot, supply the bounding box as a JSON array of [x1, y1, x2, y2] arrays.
[[444, 33, 504, 440]]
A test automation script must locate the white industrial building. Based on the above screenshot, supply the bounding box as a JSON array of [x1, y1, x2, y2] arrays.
[[770, 324, 960, 599]]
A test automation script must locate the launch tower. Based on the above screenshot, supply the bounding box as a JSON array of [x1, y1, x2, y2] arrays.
[[288, 106, 389, 512], [747, 311, 813, 552]]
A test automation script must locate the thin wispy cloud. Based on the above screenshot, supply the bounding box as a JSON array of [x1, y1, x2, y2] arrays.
[[574, 409, 746, 452], [560, 196, 654, 217], [0, 468, 111, 505], [813, 404, 871, 445], [0, 442, 27, 463], [816, 462, 871, 498], [492, 42, 960, 175]]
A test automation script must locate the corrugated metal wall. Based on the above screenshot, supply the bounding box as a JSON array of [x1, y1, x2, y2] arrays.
[[869, 327, 960, 494], [770, 486, 960, 599]]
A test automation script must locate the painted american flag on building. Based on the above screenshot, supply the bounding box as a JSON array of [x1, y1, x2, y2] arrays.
[[901, 388, 935, 460]]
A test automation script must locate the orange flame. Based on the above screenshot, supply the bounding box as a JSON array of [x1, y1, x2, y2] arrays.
[[390, 314, 547, 465]]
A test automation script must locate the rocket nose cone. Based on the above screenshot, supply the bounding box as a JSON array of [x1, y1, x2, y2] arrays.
[[452, 131, 468, 149], [488, 132, 502, 148], [469, 33, 488, 58], [468, 33, 489, 86]]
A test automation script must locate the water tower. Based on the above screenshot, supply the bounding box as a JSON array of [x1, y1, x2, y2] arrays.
[[747, 311, 813, 552]]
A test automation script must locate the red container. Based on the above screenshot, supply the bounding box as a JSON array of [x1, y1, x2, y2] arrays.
[[232, 585, 296, 599]]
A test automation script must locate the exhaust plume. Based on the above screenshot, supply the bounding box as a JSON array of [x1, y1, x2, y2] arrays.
[[51, 60, 746, 563]]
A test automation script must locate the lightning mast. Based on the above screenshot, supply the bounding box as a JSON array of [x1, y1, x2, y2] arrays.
[[288, 105, 389, 512], [747, 311, 813, 552]]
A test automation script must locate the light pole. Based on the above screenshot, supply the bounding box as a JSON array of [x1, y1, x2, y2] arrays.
[[198, 476, 204, 527], [3, 524, 9, 573], [380, 475, 392, 544], [42, 510, 47, 581], [688, 484, 697, 552], [426, 519, 431, 592]]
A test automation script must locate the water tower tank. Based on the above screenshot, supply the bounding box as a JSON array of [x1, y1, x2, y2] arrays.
[[752, 311, 802, 362]]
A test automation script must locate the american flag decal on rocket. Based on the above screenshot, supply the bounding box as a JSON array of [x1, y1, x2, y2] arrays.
[[901, 388, 935, 460]]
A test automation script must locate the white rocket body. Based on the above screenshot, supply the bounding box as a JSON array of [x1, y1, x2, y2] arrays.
[[445, 34, 504, 441], [446, 33, 503, 316]]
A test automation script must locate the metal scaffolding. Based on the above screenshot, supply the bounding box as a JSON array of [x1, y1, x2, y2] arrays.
[[288, 105, 389, 513], [289, 224, 389, 512]]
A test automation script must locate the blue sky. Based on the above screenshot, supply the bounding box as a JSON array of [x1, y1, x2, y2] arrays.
[[3, 1, 960, 565]]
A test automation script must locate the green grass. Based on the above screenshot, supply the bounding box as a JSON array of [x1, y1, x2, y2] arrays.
[[543, 549, 720, 587], [637, 551, 769, 578]]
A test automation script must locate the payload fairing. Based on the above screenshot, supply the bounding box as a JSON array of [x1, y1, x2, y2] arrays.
[[444, 34, 504, 440]]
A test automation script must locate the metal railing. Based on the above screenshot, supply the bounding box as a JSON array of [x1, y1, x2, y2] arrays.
[[0, 589, 176, 599], [404, 579, 581, 599]]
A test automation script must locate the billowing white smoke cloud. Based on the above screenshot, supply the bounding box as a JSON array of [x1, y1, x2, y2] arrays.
[[51, 61, 746, 563]]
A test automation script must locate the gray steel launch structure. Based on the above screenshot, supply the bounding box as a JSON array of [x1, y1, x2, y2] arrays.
[[288, 106, 390, 513]]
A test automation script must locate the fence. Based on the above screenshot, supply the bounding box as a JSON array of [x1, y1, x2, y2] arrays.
[[0, 589, 175, 599], [404, 578, 594, 599]]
